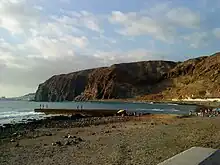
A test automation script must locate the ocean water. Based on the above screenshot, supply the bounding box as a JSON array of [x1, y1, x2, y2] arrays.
[[0, 101, 197, 125]]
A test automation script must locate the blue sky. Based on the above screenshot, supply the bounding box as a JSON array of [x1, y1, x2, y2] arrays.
[[0, 0, 220, 96]]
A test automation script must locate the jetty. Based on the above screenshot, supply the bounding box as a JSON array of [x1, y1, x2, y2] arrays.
[[34, 108, 119, 117]]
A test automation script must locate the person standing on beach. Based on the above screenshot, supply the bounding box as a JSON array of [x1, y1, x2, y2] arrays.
[[81, 105, 83, 110]]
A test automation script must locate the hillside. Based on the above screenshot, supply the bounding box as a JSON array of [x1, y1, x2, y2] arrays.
[[12, 93, 36, 101], [35, 52, 220, 102], [35, 61, 176, 101], [140, 52, 220, 100], [0, 93, 35, 101]]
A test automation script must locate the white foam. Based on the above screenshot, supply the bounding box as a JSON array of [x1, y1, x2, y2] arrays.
[[0, 111, 44, 120], [136, 108, 180, 112]]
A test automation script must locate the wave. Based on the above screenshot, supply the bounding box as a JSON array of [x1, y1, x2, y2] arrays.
[[136, 108, 180, 112], [167, 103, 179, 106], [0, 111, 44, 120]]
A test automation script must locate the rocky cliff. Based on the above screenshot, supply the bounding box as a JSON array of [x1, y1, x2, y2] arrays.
[[140, 52, 220, 100], [35, 61, 176, 101], [35, 69, 94, 102], [35, 52, 220, 102]]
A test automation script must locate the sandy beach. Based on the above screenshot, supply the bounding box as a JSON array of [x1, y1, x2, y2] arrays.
[[1, 114, 220, 165]]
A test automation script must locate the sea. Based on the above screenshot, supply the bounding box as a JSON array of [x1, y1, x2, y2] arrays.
[[0, 101, 197, 125]]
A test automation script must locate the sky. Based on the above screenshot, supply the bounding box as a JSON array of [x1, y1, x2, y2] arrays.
[[0, 0, 220, 97]]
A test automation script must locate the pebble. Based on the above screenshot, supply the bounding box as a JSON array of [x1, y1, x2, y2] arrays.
[[77, 137, 83, 142], [67, 135, 73, 139], [55, 141, 62, 146], [52, 141, 62, 146], [46, 133, 52, 136], [10, 139, 15, 142], [12, 132, 18, 137], [15, 143, 19, 147], [64, 141, 71, 146]]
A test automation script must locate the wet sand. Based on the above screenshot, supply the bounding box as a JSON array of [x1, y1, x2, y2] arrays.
[[1, 114, 220, 165]]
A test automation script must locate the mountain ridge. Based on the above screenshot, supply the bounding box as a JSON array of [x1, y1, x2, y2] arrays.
[[35, 52, 220, 102]]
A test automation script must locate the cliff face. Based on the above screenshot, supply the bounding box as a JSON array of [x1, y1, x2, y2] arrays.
[[35, 52, 220, 102], [81, 61, 176, 100], [141, 52, 220, 100], [35, 61, 176, 101], [35, 69, 94, 102]]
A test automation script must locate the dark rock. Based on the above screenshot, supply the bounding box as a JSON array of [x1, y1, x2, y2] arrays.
[[53, 141, 62, 146], [15, 143, 19, 147], [112, 125, 116, 128], [92, 133, 96, 135], [77, 137, 83, 142], [3, 124, 12, 128], [12, 132, 18, 137], [71, 139, 78, 144]]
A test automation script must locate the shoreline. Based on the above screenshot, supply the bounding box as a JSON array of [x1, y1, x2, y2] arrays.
[[0, 114, 180, 141]]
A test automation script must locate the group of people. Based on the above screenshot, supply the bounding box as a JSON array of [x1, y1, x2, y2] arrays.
[[39, 104, 48, 109], [77, 105, 83, 110], [196, 108, 219, 117]]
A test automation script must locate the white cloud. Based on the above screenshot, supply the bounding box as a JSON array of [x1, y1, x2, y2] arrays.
[[183, 32, 208, 48], [167, 7, 200, 28], [92, 34, 117, 44], [60, 0, 70, 3], [58, 10, 103, 33], [109, 11, 175, 42], [93, 49, 167, 65], [213, 28, 220, 38], [108, 5, 201, 42], [27, 35, 89, 57], [0, 0, 42, 34]]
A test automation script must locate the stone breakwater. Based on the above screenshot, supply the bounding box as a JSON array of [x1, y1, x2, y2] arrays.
[[34, 108, 119, 116]]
